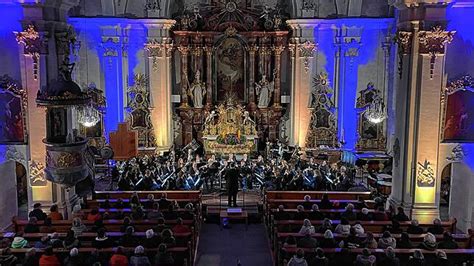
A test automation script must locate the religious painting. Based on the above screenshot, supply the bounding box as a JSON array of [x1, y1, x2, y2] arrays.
[[215, 37, 246, 103], [356, 82, 386, 151], [443, 76, 474, 142], [416, 159, 435, 187], [48, 109, 67, 141], [0, 76, 26, 144]]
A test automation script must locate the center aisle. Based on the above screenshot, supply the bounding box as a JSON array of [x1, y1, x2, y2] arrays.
[[195, 223, 273, 266]]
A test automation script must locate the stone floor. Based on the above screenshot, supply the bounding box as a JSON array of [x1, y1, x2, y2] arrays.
[[195, 223, 273, 266]]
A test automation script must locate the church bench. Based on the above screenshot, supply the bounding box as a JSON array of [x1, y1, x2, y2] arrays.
[[278, 247, 474, 266], [13, 218, 196, 233], [94, 190, 201, 200], [274, 232, 472, 250], [272, 219, 457, 234], [87, 198, 201, 209], [265, 199, 376, 209], [265, 191, 372, 201], [4, 247, 190, 266]]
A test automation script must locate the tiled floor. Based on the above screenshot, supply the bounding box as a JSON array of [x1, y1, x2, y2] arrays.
[[195, 223, 273, 266]]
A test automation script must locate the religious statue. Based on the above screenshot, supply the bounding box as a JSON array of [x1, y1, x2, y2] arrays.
[[188, 70, 206, 108], [255, 72, 275, 108], [204, 110, 217, 125], [242, 111, 256, 135]]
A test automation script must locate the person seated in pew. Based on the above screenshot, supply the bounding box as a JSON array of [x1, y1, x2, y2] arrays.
[[352, 221, 365, 235], [71, 204, 84, 220], [131, 206, 146, 220], [433, 250, 453, 266], [418, 232, 438, 251], [438, 231, 458, 249], [93, 228, 114, 249], [355, 248, 376, 266], [358, 208, 372, 221], [63, 247, 83, 266], [62, 229, 80, 249], [317, 218, 333, 233], [158, 193, 171, 209], [22, 247, 38, 266], [24, 217, 40, 233], [11, 232, 28, 249], [283, 235, 297, 248], [299, 219, 316, 235], [275, 205, 291, 221], [155, 243, 175, 266], [287, 248, 308, 266], [39, 218, 54, 233], [147, 202, 164, 220], [130, 245, 151, 266], [374, 206, 390, 221], [319, 194, 333, 210], [378, 246, 400, 266], [120, 226, 138, 247], [355, 197, 369, 210], [29, 202, 47, 221], [180, 203, 195, 220], [293, 205, 307, 220], [341, 203, 357, 221], [427, 218, 445, 235], [297, 231, 319, 248], [407, 219, 425, 234], [144, 194, 155, 209], [143, 229, 161, 249], [319, 229, 337, 248], [386, 220, 404, 234], [408, 249, 426, 266], [307, 204, 324, 220], [87, 208, 102, 222], [172, 218, 191, 234], [302, 195, 313, 210], [120, 217, 134, 233], [130, 193, 142, 209], [307, 247, 328, 266], [334, 218, 351, 235], [47, 204, 63, 221], [115, 198, 126, 209], [162, 229, 176, 247], [163, 204, 179, 220], [397, 232, 414, 249], [34, 235, 50, 249], [154, 217, 170, 233], [361, 231, 378, 249], [373, 197, 385, 210], [39, 246, 60, 266], [378, 231, 397, 249], [392, 207, 410, 222], [49, 232, 63, 248], [338, 227, 361, 249], [0, 247, 18, 266], [109, 246, 129, 266], [100, 197, 111, 209]]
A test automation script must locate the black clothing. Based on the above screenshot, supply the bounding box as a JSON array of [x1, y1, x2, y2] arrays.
[[226, 167, 240, 207], [28, 209, 46, 221]]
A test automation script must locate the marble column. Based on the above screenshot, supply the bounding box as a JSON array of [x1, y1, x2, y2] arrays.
[[248, 43, 258, 111], [273, 45, 285, 107], [178, 45, 190, 106], [203, 45, 213, 107]]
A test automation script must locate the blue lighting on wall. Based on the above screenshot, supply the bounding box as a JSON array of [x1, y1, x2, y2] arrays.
[[313, 18, 394, 151], [68, 18, 147, 141]]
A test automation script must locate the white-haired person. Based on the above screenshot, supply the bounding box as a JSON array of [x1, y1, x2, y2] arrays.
[[299, 219, 315, 235], [130, 245, 151, 266]]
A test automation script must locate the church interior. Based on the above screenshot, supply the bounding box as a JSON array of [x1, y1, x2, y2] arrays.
[[1, 0, 474, 265]]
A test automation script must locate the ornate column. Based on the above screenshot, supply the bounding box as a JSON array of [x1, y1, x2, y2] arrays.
[[273, 44, 285, 107], [248, 42, 258, 111], [178, 45, 190, 106], [203, 44, 213, 107], [389, 2, 454, 223]]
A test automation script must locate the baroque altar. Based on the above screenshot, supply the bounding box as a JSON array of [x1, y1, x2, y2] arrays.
[[202, 100, 258, 155]]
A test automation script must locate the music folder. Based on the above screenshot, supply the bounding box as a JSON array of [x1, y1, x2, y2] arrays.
[[227, 208, 242, 214]]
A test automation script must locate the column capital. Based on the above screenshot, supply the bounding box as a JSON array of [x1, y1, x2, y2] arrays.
[[390, 0, 453, 10], [417, 26, 455, 55], [178, 45, 191, 55], [298, 40, 318, 73]]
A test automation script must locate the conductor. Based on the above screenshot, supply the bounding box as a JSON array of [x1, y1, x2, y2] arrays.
[[225, 162, 240, 207]]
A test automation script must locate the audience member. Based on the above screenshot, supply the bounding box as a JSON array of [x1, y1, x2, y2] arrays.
[[358, 208, 372, 221], [29, 203, 47, 221], [297, 231, 318, 248], [92, 228, 113, 249], [109, 246, 129, 266], [87, 208, 102, 222], [302, 195, 312, 210], [378, 246, 400, 266], [71, 204, 84, 219], [287, 248, 308, 266], [418, 232, 437, 251], [378, 231, 396, 249], [392, 207, 409, 222], [341, 203, 357, 221], [361, 232, 378, 249], [319, 230, 337, 248], [407, 219, 424, 234], [355, 248, 376, 266], [397, 232, 413, 249], [0, 248, 17, 265], [299, 219, 315, 235], [319, 194, 332, 209], [158, 193, 171, 209], [11, 232, 28, 249], [62, 230, 80, 249], [147, 202, 163, 220], [120, 226, 137, 247], [408, 249, 426, 266], [294, 205, 306, 220], [334, 218, 351, 235], [339, 227, 361, 248], [130, 245, 151, 266], [144, 193, 155, 209], [274, 205, 291, 221], [283, 235, 297, 248], [172, 217, 191, 234], [22, 247, 38, 266], [352, 221, 365, 235], [120, 216, 134, 233], [307, 204, 324, 220], [317, 218, 333, 233], [143, 229, 161, 249], [155, 243, 175, 266], [308, 248, 328, 266], [71, 218, 87, 237], [39, 246, 60, 266], [48, 204, 63, 220], [39, 218, 54, 233], [433, 250, 453, 266], [24, 217, 40, 233], [427, 218, 445, 235], [63, 248, 82, 266], [162, 229, 176, 247], [438, 231, 458, 249]]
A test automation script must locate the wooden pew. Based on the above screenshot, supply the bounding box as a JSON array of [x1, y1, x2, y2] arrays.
[[265, 191, 372, 201], [265, 199, 376, 209], [87, 198, 201, 209], [94, 190, 201, 200]]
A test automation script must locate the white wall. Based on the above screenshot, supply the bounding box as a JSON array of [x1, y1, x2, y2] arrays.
[[0, 160, 17, 229]]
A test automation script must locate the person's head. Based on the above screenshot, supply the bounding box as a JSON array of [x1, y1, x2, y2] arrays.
[[44, 246, 54, 256], [382, 231, 392, 239], [340, 218, 349, 225], [323, 218, 332, 227], [443, 231, 453, 241], [436, 250, 447, 260], [185, 203, 194, 211], [424, 232, 436, 245], [158, 243, 167, 253], [162, 229, 173, 238], [362, 208, 369, 215], [411, 219, 419, 226], [153, 202, 160, 210], [33, 203, 42, 209], [385, 246, 396, 259], [278, 205, 284, 212], [362, 248, 370, 257], [134, 245, 145, 255], [324, 229, 334, 239], [433, 218, 442, 226], [413, 249, 424, 260], [157, 217, 165, 225], [72, 217, 83, 227], [97, 228, 106, 238], [345, 203, 354, 211], [72, 205, 81, 213], [295, 248, 305, 259], [297, 205, 304, 212], [303, 219, 311, 227], [146, 229, 154, 239], [304, 195, 311, 202], [70, 247, 79, 257], [311, 204, 319, 211], [176, 218, 183, 225], [147, 194, 155, 201], [316, 247, 324, 258], [125, 226, 135, 235], [50, 204, 58, 212], [124, 216, 131, 225], [115, 246, 125, 255], [401, 232, 410, 242], [397, 207, 405, 214]]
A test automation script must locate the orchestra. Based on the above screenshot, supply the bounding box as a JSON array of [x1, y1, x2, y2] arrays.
[[111, 142, 358, 193]]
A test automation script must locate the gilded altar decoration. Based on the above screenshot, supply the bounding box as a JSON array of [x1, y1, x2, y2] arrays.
[[442, 75, 474, 142], [417, 159, 435, 187], [29, 160, 47, 187], [202, 99, 257, 155], [447, 144, 465, 163], [144, 39, 164, 72], [0, 75, 27, 144], [395, 31, 413, 79], [356, 82, 386, 151], [127, 73, 156, 148], [299, 41, 317, 73], [418, 26, 455, 79], [14, 25, 42, 80], [306, 72, 338, 149], [46, 151, 82, 168]]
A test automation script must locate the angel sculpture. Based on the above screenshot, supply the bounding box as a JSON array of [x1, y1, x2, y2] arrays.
[[255, 72, 275, 108]]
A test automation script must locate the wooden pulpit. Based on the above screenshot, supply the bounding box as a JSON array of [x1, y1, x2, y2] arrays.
[[109, 122, 138, 160]]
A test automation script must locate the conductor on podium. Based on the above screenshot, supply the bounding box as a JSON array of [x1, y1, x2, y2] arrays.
[[226, 162, 240, 207]]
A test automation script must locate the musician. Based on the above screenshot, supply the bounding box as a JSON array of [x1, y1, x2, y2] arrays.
[[225, 162, 240, 207]]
